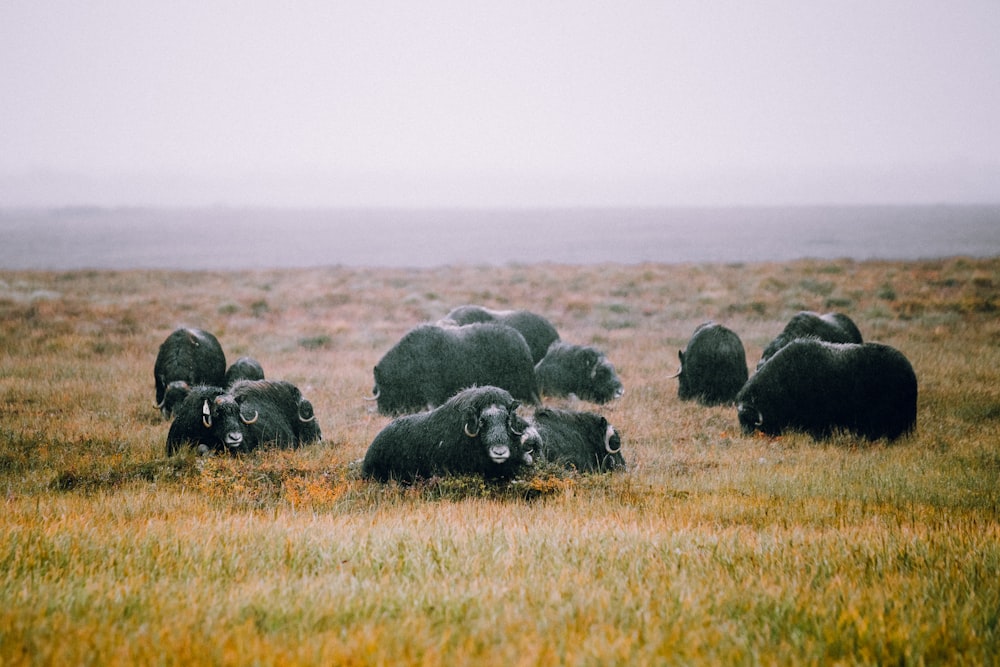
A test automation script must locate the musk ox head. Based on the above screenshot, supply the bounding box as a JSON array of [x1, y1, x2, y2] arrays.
[[165, 385, 251, 455], [535, 342, 624, 404], [452, 387, 540, 471]]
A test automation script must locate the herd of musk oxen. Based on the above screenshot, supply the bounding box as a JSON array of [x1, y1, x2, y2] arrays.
[[154, 306, 917, 482]]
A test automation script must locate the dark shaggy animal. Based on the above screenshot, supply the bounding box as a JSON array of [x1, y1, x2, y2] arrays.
[[757, 311, 863, 369], [532, 407, 625, 473], [361, 386, 540, 482], [225, 356, 265, 385], [736, 339, 917, 441], [444, 305, 560, 363], [674, 322, 748, 406], [166, 380, 321, 455], [370, 322, 540, 415], [534, 341, 624, 404], [153, 327, 227, 418]]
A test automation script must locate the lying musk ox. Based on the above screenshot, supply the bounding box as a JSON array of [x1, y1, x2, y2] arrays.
[[362, 386, 540, 482], [166, 380, 321, 455], [757, 311, 863, 369], [532, 407, 625, 473], [154, 327, 227, 418], [225, 356, 265, 385], [534, 341, 624, 404], [370, 322, 540, 415], [673, 322, 748, 406], [443, 305, 560, 363], [736, 339, 917, 441]]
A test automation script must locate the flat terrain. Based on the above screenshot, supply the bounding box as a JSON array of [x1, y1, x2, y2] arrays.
[[1, 257, 999, 664]]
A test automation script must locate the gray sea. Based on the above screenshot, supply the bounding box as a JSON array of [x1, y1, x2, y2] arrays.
[[1, 205, 998, 270]]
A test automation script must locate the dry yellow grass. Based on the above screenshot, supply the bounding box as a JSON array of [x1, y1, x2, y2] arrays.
[[1, 256, 999, 665]]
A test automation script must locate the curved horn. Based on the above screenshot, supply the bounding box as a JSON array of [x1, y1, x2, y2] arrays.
[[508, 415, 525, 436], [201, 400, 212, 429], [667, 366, 682, 379], [240, 409, 259, 425], [363, 386, 380, 402], [155, 396, 165, 409], [464, 415, 480, 438], [755, 410, 764, 427], [298, 408, 316, 423], [604, 424, 621, 454]]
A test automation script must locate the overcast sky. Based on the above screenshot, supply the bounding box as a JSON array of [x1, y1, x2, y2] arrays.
[[2, 1, 998, 207]]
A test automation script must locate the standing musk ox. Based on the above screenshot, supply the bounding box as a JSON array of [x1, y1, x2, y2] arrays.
[[531, 407, 625, 473], [362, 386, 540, 482], [154, 327, 227, 418], [443, 305, 561, 363], [736, 339, 917, 441], [757, 311, 863, 369], [370, 322, 540, 415], [166, 379, 321, 455], [534, 341, 624, 404], [225, 356, 265, 385], [673, 322, 748, 406]]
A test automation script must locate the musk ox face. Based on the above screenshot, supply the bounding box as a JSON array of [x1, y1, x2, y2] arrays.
[[362, 386, 540, 482], [535, 342, 624, 404], [675, 322, 748, 406], [154, 327, 227, 419], [463, 401, 534, 467], [736, 339, 917, 441]]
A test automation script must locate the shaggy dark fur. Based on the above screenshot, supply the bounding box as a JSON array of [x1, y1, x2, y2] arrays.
[[757, 311, 863, 369], [166, 380, 321, 455], [736, 339, 917, 441], [444, 305, 561, 363], [153, 327, 227, 418], [534, 341, 624, 404], [372, 322, 540, 415], [362, 386, 540, 482], [225, 356, 265, 385], [531, 407, 625, 473], [675, 322, 748, 406]]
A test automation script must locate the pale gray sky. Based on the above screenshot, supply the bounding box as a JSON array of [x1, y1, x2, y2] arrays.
[[2, 1, 998, 207]]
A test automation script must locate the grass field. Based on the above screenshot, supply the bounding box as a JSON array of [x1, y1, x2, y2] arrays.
[[1, 256, 999, 665]]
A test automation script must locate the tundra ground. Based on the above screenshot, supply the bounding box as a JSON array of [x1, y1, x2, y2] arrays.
[[1, 257, 999, 665]]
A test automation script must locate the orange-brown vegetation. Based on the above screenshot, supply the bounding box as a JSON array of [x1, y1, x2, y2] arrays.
[[1, 256, 999, 664]]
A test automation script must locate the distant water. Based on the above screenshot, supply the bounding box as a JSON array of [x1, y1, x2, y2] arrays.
[[1, 205, 998, 270]]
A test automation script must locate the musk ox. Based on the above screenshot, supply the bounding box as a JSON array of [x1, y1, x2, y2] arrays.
[[361, 386, 540, 482], [673, 322, 748, 406], [370, 322, 540, 415], [153, 327, 227, 418], [166, 379, 321, 455], [736, 339, 917, 441], [444, 305, 560, 363], [757, 311, 863, 369], [532, 407, 625, 473], [534, 341, 624, 404], [225, 356, 265, 385]]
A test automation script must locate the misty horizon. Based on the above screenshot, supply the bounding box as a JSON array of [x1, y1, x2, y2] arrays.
[[3, 2, 999, 209]]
